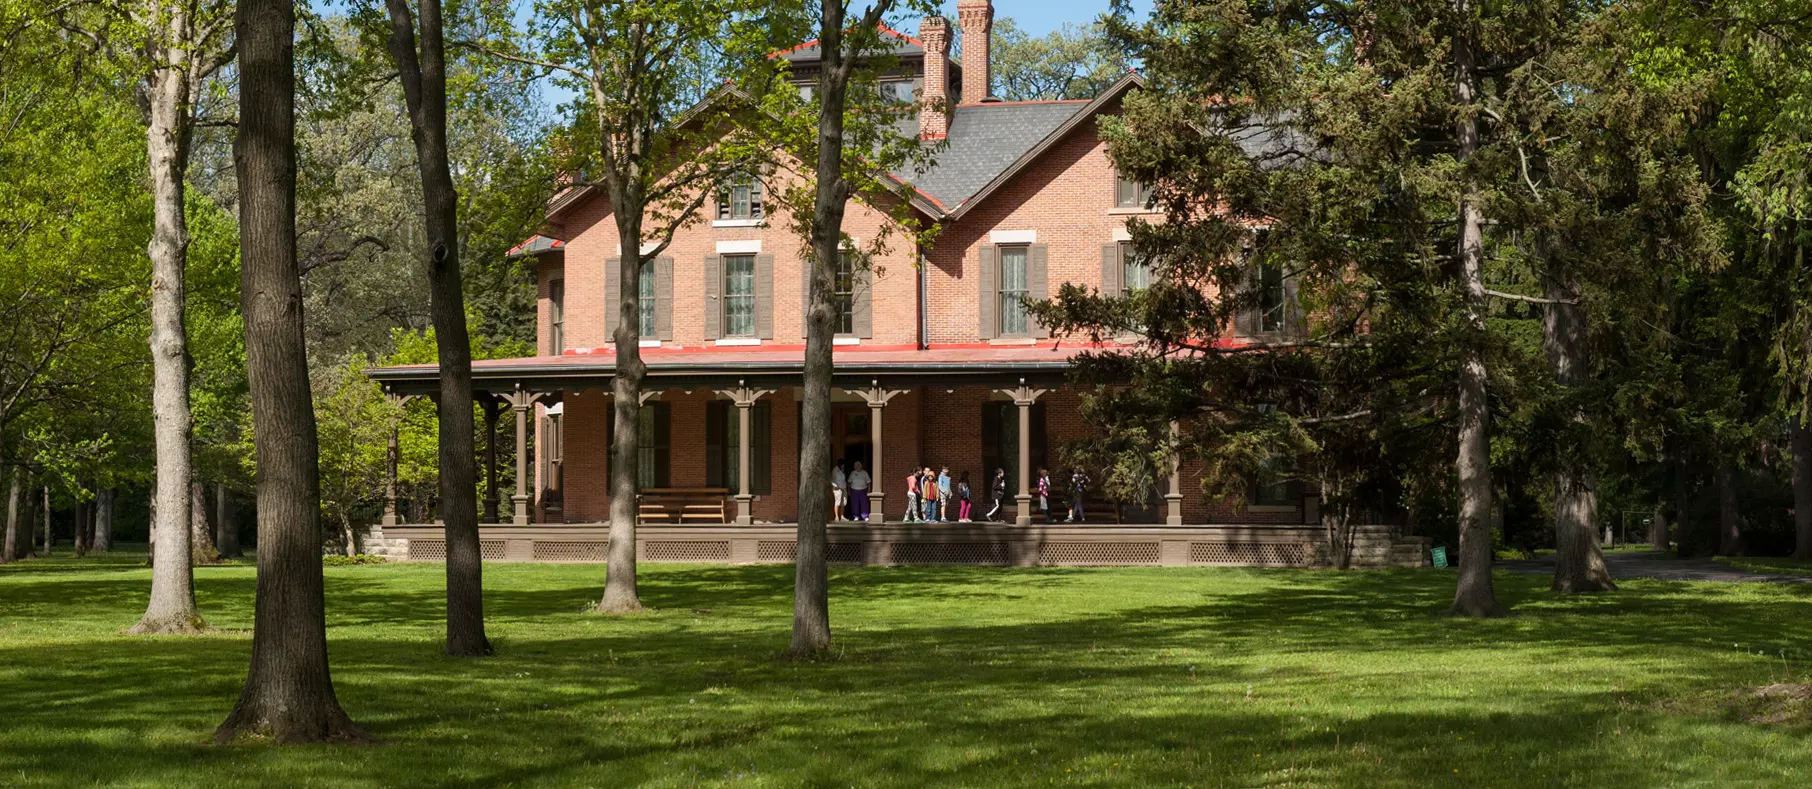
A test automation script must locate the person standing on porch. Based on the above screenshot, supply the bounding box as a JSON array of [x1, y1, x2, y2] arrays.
[[832, 461, 847, 522], [920, 467, 937, 522], [956, 471, 973, 522], [1067, 468, 1091, 523], [1036, 468, 1053, 523], [936, 466, 952, 522], [987, 467, 1007, 521], [903, 469, 921, 523], [847, 461, 871, 522]]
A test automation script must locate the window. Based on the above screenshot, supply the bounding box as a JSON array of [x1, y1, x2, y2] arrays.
[[547, 279, 565, 354], [1258, 260, 1286, 332], [1253, 457, 1301, 507], [880, 80, 914, 104], [1115, 172, 1153, 209], [998, 245, 1029, 336], [717, 175, 763, 220], [799, 84, 815, 103], [635, 403, 671, 489], [637, 259, 655, 337], [834, 252, 855, 335], [707, 401, 772, 494], [722, 254, 756, 337], [1120, 241, 1152, 293]]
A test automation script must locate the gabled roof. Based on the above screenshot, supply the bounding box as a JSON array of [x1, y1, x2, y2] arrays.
[[890, 100, 1093, 209], [774, 25, 934, 64], [506, 234, 565, 259]]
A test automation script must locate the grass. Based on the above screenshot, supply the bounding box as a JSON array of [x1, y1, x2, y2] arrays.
[[1715, 556, 1812, 577], [3, 552, 1812, 787]]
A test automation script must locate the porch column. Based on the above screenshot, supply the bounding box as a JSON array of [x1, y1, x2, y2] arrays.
[[482, 399, 502, 523], [994, 379, 1048, 526], [505, 388, 538, 525], [715, 382, 775, 525], [1165, 420, 1184, 526], [847, 381, 907, 520], [382, 391, 411, 526]]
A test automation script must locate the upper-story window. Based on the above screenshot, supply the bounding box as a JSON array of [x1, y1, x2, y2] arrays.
[[637, 260, 656, 336], [723, 254, 757, 337], [881, 80, 915, 104], [718, 175, 763, 221], [998, 245, 1029, 336], [548, 279, 565, 354], [1115, 172, 1153, 209], [834, 252, 855, 334], [1258, 259, 1286, 332], [1119, 241, 1152, 292], [799, 84, 815, 103]]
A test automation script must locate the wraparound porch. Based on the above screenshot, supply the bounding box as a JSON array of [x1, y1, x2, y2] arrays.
[[363, 522, 1431, 569]]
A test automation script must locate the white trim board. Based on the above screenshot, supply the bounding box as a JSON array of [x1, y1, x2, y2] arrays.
[[716, 240, 762, 254], [989, 230, 1036, 244]]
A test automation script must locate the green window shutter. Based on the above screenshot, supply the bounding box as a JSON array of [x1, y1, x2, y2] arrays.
[[704, 255, 721, 340], [853, 266, 873, 338], [1029, 244, 1050, 338], [978, 245, 998, 340], [1101, 243, 1122, 298], [604, 257, 621, 336], [755, 254, 774, 339], [655, 256, 674, 341]]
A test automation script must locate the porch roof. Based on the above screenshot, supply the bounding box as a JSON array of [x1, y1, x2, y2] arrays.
[[366, 342, 1124, 396]]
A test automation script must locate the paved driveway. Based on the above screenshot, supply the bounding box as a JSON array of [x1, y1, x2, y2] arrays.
[[1499, 551, 1812, 584]]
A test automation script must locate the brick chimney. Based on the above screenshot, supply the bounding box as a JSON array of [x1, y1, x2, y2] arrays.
[[957, 0, 993, 105], [919, 16, 951, 139]]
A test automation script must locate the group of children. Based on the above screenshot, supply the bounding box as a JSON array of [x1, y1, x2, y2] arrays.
[[830, 461, 1096, 523]]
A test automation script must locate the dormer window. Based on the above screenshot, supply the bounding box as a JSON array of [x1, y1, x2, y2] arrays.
[[1115, 172, 1153, 209], [717, 175, 764, 221]]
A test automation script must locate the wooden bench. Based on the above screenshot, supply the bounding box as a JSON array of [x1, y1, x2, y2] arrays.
[[638, 487, 731, 524]]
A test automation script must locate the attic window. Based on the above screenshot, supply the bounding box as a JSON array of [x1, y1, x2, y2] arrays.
[[717, 175, 763, 221]]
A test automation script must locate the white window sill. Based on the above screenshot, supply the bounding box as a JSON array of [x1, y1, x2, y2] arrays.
[[988, 337, 1037, 346], [1247, 504, 1299, 513], [1108, 207, 1161, 216], [715, 338, 761, 346], [639, 339, 662, 348], [833, 336, 861, 346], [713, 219, 765, 228]]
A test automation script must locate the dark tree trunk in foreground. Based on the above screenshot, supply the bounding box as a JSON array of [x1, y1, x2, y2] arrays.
[[215, 0, 367, 743], [385, 0, 489, 656], [1794, 418, 1812, 560], [1542, 269, 1614, 592], [1717, 462, 1744, 557], [600, 202, 646, 615], [1447, 10, 1506, 617], [190, 480, 219, 565], [215, 482, 237, 557]]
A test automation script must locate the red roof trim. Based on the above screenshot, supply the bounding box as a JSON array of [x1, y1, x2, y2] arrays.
[[506, 234, 566, 257], [769, 24, 924, 58], [953, 99, 1092, 108]]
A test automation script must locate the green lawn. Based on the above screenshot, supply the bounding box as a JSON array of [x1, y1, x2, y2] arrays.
[[3, 553, 1811, 787], [1715, 556, 1812, 577]]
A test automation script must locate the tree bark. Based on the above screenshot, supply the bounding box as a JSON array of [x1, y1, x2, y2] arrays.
[[383, 0, 489, 656], [1672, 452, 1691, 557], [132, 0, 204, 634], [41, 485, 51, 556], [215, 482, 238, 557], [191, 480, 219, 565], [1541, 268, 1614, 592], [1320, 472, 1354, 570], [1793, 417, 1812, 559], [1447, 4, 1505, 617], [600, 203, 647, 615], [3, 469, 19, 563], [93, 487, 113, 554], [74, 494, 89, 557], [215, 0, 367, 743], [1649, 495, 1669, 552], [1717, 461, 1743, 556]]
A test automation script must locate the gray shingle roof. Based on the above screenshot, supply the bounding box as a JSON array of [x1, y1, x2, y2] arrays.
[[893, 101, 1090, 209]]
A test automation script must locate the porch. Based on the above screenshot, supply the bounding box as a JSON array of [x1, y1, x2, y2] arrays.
[[363, 522, 1432, 569]]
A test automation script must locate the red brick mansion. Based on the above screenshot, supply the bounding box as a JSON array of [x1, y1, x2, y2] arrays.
[[368, 1, 1430, 568]]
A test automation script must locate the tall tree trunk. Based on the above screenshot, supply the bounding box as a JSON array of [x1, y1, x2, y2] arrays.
[[1672, 451, 1691, 557], [340, 513, 357, 558], [1649, 495, 1669, 552], [1794, 417, 1812, 559], [42, 486, 51, 557], [1717, 461, 1743, 556], [215, 482, 237, 557], [132, 0, 203, 634], [383, 0, 488, 656], [1542, 268, 1614, 592], [600, 209, 646, 615], [214, 0, 366, 742], [93, 487, 113, 554], [3, 469, 19, 563], [74, 495, 89, 557], [191, 480, 219, 565], [1320, 472, 1354, 570], [1447, 6, 1505, 617]]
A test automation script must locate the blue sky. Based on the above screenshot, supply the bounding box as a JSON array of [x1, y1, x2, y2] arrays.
[[979, 0, 1149, 36]]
